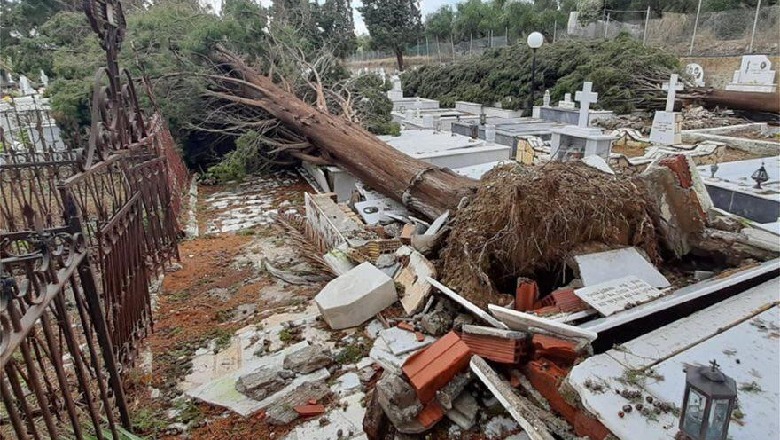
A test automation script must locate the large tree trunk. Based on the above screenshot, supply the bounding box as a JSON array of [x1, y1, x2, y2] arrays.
[[210, 49, 476, 219], [394, 47, 405, 71]]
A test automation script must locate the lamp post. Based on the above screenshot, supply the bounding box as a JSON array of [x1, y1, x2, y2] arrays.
[[678, 360, 737, 440], [526, 32, 544, 114]]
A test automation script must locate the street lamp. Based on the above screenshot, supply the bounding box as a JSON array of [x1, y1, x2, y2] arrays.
[[678, 360, 737, 440], [526, 32, 544, 114]]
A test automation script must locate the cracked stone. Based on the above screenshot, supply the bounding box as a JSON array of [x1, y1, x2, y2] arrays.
[[283, 343, 334, 374]]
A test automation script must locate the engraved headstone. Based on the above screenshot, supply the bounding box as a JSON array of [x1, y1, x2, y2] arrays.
[[19, 75, 34, 96], [574, 275, 663, 317], [726, 55, 777, 93], [650, 74, 683, 145]]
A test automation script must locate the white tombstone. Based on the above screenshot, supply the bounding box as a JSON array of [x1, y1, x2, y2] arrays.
[[39, 70, 49, 88], [485, 124, 496, 144], [542, 90, 551, 107], [549, 82, 616, 162], [685, 63, 705, 87], [19, 75, 34, 96], [725, 55, 777, 93], [558, 92, 575, 109], [650, 74, 683, 146], [387, 75, 403, 100]]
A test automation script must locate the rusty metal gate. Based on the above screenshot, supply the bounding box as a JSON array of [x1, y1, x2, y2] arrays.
[[0, 0, 187, 437]]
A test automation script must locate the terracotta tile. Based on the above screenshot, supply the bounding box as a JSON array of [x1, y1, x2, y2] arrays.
[[307, 398, 317, 405], [515, 278, 539, 311], [397, 322, 415, 332], [294, 404, 326, 417], [415, 331, 425, 342], [461, 333, 528, 364]]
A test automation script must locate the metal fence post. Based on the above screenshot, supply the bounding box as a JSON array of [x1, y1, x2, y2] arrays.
[[604, 12, 610, 39], [690, 0, 703, 55], [643, 6, 651, 45], [553, 20, 557, 43], [749, 0, 762, 53]]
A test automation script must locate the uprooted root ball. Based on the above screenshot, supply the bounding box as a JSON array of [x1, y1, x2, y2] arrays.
[[439, 162, 661, 308]]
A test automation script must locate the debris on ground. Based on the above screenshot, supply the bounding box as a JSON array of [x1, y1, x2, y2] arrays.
[[130, 149, 778, 440]]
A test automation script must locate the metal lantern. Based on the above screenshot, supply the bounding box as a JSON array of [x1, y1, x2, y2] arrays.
[[679, 361, 737, 440], [752, 161, 769, 189]]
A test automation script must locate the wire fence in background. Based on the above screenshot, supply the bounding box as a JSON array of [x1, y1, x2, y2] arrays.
[[347, 4, 779, 68]]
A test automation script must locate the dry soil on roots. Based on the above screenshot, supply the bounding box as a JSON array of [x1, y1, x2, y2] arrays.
[[439, 162, 661, 308]]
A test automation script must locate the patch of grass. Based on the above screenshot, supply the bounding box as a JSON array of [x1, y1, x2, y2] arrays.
[[335, 341, 369, 365], [237, 228, 256, 236], [739, 381, 762, 393], [279, 328, 295, 343], [214, 309, 233, 323], [131, 407, 168, 434], [618, 368, 665, 388]]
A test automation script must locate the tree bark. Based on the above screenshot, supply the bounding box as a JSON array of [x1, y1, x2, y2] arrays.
[[394, 47, 405, 71], [209, 48, 476, 219]]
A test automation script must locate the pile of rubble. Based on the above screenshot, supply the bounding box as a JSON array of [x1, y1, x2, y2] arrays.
[[184, 154, 778, 440], [594, 106, 745, 134]]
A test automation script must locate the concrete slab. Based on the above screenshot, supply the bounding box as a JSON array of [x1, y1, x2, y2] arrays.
[[315, 262, 397, 330], [573, 247, 671, 288], [378, 326, 436, 356], [574, 276, 665, 317], [568, 278, 780, 440]]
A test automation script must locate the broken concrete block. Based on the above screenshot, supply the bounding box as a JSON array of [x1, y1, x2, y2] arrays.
[[641, 155, 709, 257], [379, 326, 436, 356], [435, 372, 472, 410], [235, 365, 292, 401], [446, 393, 480, 430], [283, 343, 334, 374], [395, 249, 436, 315], [375, 371, 427, 434], [315, 262, 397, 330], [266, 380, 331, 425], [428, 278, 509, 329], [420, 309, 453, 336]]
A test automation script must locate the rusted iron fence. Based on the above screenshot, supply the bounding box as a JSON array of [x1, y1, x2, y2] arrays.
[[0, 0, 188, 437]]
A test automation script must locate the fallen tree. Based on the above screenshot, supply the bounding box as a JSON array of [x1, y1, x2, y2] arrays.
[[207, 47, 476, 219]]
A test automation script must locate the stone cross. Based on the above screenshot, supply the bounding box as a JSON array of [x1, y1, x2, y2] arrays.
[[662, 74, 683, 113], [574, 82, 598, 128]]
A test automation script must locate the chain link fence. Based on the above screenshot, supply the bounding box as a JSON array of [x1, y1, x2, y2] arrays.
[[348, 4, 779, 68]]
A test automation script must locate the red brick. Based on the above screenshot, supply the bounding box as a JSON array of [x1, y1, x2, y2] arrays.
[[416, 400, 445, 429], [402, 331, 472, 403], [524, 359, 611, 440], [415, 331, 425, 342], [540, 288, 589, 313], [532, 334, 579, 366], [461, 333, 527, 364], [294, 404, 326, 417], [515, 278, 539, 312]]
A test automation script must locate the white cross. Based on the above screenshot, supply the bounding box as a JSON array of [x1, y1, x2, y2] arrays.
[[574, 82, 598, 128], [662, 74, 683, 113]]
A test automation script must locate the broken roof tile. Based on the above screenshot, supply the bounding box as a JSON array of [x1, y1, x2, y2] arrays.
[[294, 404, 326, 417]]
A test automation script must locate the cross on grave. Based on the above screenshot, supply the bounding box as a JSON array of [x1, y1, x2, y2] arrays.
[[662, 74, 683, 112], [574, 82, 598, 128]]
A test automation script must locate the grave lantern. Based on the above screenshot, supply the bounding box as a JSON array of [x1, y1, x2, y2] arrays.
[[526, 31, 544, 113], [751, 161, 769, 189], [678, 360, 737, 440]]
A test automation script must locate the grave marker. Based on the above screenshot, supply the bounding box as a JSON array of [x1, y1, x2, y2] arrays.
[[650, 74, 683, 145], [19, 75, 34, 96], [549, 82, 615, 162], [726, 55, 777, 93], [574, 82, 598, 128], [558, 93, 575, 109], [574, 276, 663, 317], [685, 63, 705, 87]]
